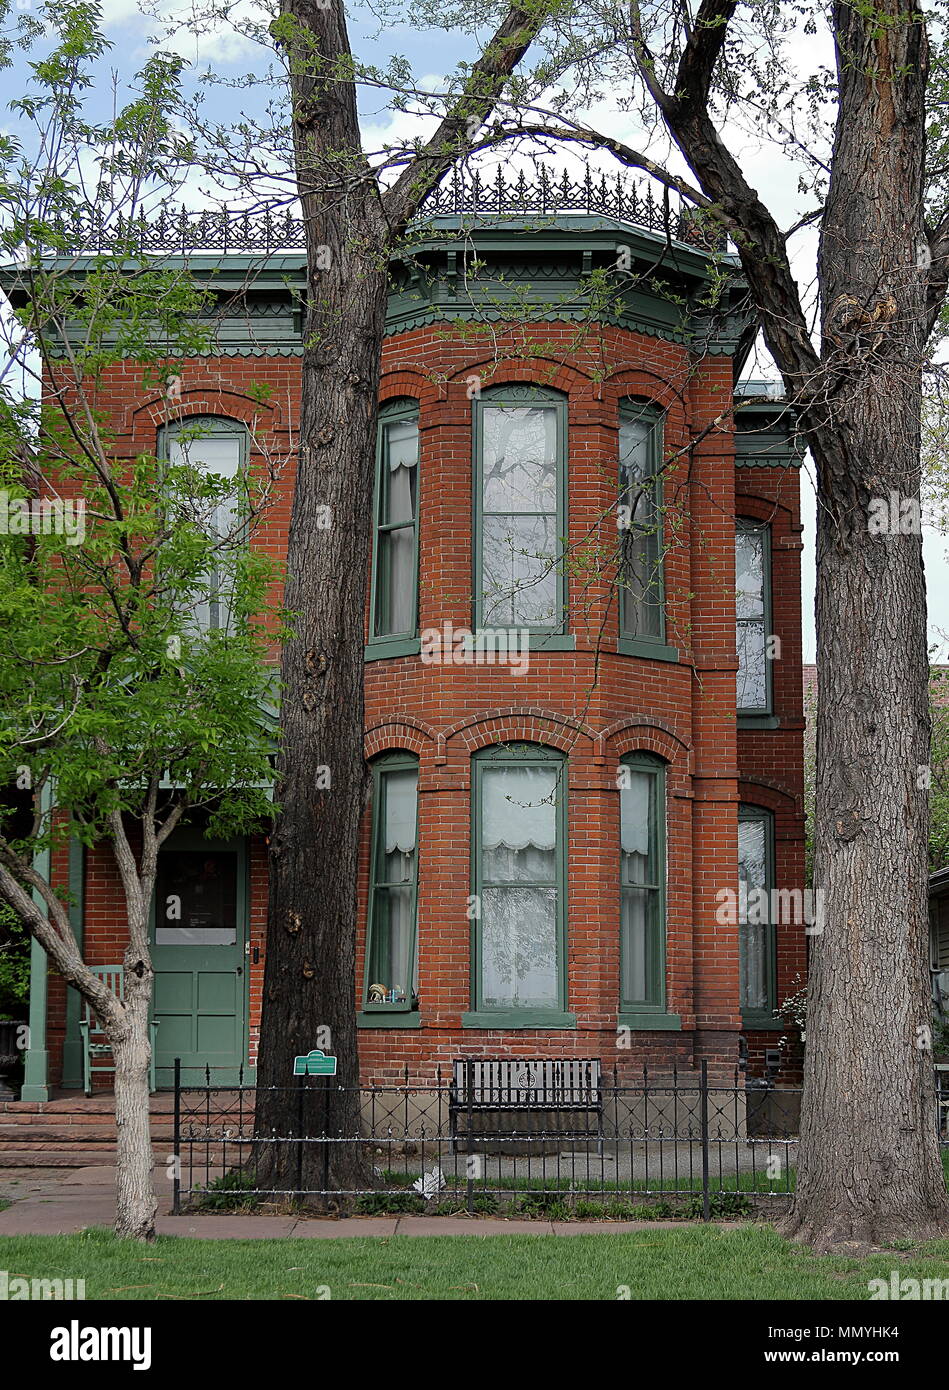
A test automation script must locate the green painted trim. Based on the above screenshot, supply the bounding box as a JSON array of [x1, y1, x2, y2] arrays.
[[369, 400, 420, 643], [363, 753, 420, 1011], [736, 517, 773, 716], [526, 633, 575, 652], [365, 636, 421, 661], [149, 827, 251, 1077], [461, 1010, 577, 1029], [617, 1011, 682, 1030], [61, 838, 86, 1088], [738, 804, 777, 1020], [617, 637, 679, 663], [619, 752, 668, 1012], [738, 714, 780, 730], [22, 782, 54, 1101], [618, 400, 667, 644], [472, 386, 568, 637], [470, 743, 568, 1017], [357, 1011, 422, 1029], [742, 1015, 782, 1030]]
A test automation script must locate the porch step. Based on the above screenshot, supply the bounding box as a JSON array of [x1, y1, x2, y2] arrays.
[[0, 1092, 255, 1167]]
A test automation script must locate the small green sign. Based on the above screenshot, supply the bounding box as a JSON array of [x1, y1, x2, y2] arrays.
[[293, 1049, 338, 1077]]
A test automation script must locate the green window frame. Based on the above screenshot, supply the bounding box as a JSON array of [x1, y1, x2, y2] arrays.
[[736, 518, 773, 715], [619, 753, 667, 1013], [738, 803, 777, 1025], [618, 401, 666, 645], [159, 416, 249, 635], [362, 753, 420, 1016], [473, 385, 568, 636], [369, 400, 420, 649], [465, 743, 573, 1027]]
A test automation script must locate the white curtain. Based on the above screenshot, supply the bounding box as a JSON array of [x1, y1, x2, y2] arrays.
[[738, 817, 768, 1010]]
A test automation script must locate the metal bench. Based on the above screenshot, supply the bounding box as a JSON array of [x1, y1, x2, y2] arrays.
[[79, 966, 159, 1096], [449, 1057, 603, 1150]]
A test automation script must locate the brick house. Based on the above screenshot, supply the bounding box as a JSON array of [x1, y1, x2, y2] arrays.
[[16, 180, 807, 1097]]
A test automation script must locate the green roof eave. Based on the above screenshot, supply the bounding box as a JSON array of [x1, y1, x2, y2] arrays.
[[395, 213, 740, 281]]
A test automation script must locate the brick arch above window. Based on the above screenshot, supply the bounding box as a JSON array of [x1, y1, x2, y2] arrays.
[[735, 493, 789, 526], [124, 389, 279, 436], [444, 709, 596, 758], [378, 371, 432, 408], [737, 778, 803, 819], [602, 370, 685, 420], [364, 718, 438, 762], [599, 717, 691, 777], [446, 359, 588, 399]]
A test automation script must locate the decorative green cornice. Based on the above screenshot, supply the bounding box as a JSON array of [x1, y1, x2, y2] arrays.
[[733, 392, 806, 467], [0, 217, 752, 357]]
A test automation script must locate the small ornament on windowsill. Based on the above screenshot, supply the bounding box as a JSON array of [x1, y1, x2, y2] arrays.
[[368, 982, 388, 1003]]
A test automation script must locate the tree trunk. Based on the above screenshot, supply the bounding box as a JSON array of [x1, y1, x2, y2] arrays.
[[779, 0, 949, 1250], [254, 2, 389, 1192], [111, 1014, 157, 1241], [255, 239, 388, 1199]]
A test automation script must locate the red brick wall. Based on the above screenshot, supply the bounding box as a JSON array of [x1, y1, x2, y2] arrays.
[[44, 317, 805, 1087]]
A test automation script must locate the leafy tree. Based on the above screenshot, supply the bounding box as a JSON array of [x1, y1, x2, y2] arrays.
[[0, 3, 279, 1239]]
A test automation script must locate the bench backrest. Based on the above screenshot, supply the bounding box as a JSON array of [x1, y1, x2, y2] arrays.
[[452, 1057, 601, 1106], [82, 966, 124, 1034]]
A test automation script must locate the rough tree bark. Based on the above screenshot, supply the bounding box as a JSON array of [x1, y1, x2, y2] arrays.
[[786, 0, 948, 1249], [255, 0, 554, 1200], [0, 854, 159, 1240], [620, 0, 949, 1248]]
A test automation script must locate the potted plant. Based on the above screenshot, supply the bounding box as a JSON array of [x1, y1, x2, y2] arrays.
[[0, 903, 30, 1099]]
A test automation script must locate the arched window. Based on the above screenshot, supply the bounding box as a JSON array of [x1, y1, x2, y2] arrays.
[[363, 753, 419, 1014], [736, 518, 772, 713], [619, 752, 667, 1011], [473, 386, 567, 634], [160, 416, 247, 633], [738, 803, 775, 1020], [618, 401, 665, 642], [370, 400, 420, 645], [467, 744, 569, 1022]]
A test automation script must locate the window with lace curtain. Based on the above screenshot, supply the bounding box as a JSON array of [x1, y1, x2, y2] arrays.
[[370, 401, 420, 643], [470, 744, 567, 1017], [619, 753, 666, 1010], [473, 386, 566, 633], [363, 754, 419, 1014], [738, 804, 775, 1020]]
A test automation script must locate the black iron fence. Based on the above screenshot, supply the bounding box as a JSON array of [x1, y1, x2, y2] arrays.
[[171, 1059, 813, 1220]]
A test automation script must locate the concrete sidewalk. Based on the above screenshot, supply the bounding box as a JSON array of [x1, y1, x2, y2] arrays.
[[0, 1163, 707, 1238]]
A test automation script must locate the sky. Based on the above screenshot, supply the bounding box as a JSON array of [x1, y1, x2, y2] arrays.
[[7, 0, 949, 663]]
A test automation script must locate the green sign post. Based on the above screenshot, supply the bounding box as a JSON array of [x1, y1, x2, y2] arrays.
[[292, 1049, 338, 1077]]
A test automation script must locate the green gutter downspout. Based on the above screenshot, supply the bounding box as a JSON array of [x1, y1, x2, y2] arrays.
[[21, 781, 53, 1101]]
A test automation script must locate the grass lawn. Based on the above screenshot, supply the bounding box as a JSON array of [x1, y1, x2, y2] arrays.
[[1, 1225, 949, 1299]]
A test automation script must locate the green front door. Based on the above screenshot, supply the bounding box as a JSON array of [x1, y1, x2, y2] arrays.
[[151, 838, 248, 1087]]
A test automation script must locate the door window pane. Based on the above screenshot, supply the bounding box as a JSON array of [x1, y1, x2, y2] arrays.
[[155, 850, 238, 945]]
